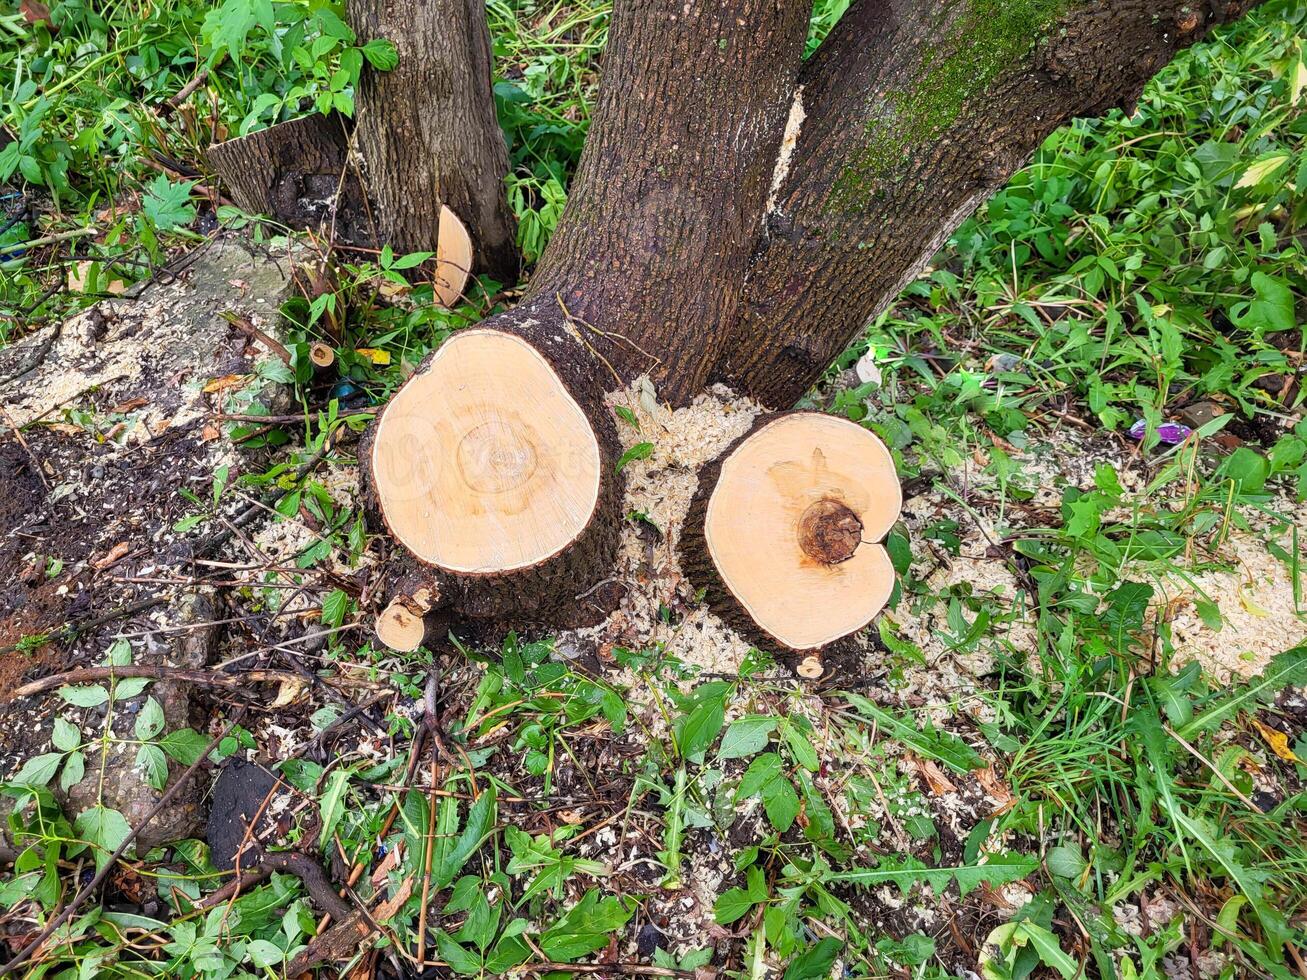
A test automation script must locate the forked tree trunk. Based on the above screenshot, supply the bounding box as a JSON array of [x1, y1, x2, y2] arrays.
[[332, 0, 1260, 659], [714, 0, 1260, 407]]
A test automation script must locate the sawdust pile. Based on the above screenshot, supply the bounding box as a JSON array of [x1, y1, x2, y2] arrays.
[[557, 378, 762, 674]]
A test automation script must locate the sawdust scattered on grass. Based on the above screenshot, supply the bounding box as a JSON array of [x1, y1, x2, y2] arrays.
[[558, 379, 762, 679]]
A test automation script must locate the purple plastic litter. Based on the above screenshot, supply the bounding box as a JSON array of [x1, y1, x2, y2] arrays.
[[1129, 419, 1193, 444]]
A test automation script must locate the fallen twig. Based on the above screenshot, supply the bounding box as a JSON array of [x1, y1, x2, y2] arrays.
[[0, 595, 167, 657], [10, 663, 382, 701], [161, 67, 211, 115]]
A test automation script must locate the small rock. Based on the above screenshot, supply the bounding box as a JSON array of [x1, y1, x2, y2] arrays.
[[1176, 400, 1225, 429]]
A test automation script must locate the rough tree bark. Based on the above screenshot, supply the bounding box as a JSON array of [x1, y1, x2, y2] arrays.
[[714, 0, 1263, 407], [524, 0, 812, 404], [348, 0, 518, 279], [335, 0, 1262, 657]]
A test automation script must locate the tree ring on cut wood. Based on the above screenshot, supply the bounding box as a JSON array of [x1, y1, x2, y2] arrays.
[[701, 412, 901, 651], [369, 328, 602, 574]]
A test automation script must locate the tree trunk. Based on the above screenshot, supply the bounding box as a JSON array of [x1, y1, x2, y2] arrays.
[[714, 0, 1263, 408], [680, 412, 900, 674], [524, 0, 812, 405], [352, 0, 1264, 657], [348, 0, 519, 281], [208, 0, 519, 286]]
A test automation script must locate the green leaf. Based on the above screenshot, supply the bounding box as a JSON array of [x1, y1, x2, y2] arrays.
[[136, 744, 169, 791], [675, 695, 726, 762], [781, 722, 819, 771], [135, 697, 165, 741], [141, 174, 197, 232], [361, 37, 399, 70], [761, 776, 800, 832], [438, 932, 483, 975], [247, 939, 284, 968], [1177, 647, 1307, 739], [59, 750, 85, 792], [321, 589, 350, 629], [714, 866, 767, 924], [719, 715, 777, 759], [736, 752, 783, 799], [828, 851, 1038, 898], [75, 806, 133, 869], [158, 728, 210, 766], [51, 717, 81, 752], [1218, 447, 1270, 494], [13, 752, 63, 787], [783, 937, 842, 980], [614, 442, 654, 473], [1232, 272, 1295, 337], [839, 693, 981, 772], [436, 786, 497, 887], [1045, 844, 1086, 880], [59, 685, 109, 708], [318, 768, 352, 848], [539, 890, 632, 961]]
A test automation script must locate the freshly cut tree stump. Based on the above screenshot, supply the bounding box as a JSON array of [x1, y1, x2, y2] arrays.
[[361, 308, 622, 629], [682, 413, 901, 669]]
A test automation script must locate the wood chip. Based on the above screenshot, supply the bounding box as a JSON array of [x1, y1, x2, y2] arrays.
[[93, 542, 131, 570]]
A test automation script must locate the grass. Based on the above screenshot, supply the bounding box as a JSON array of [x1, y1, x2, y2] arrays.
[[1, 0, 1306, 978]]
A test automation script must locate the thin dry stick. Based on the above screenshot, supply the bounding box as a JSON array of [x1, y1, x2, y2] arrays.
[[0, 715, 244, 977], [1164, 723, 1259, 810], [11, 664, 376, 701], [0, 596, 167, 657]]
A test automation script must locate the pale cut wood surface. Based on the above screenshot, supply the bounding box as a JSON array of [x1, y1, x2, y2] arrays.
[[703, 413, 900, 649], [370, 329, 601, 573], [434, 205, 473, 307]]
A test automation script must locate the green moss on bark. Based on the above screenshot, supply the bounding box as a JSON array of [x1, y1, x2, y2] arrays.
[[834, 0, 1071, 204]]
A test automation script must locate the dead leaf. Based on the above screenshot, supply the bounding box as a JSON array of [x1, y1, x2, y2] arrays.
[[109, 396, 148, 414], [270, 678, 306, 708], [93, 542, 130, 570], [974, 764, 1016, 813], [20, 0, 54, 28], [370, 842, 403, 887], [1252, 719, 1301, 763], [906, 754, 957, 795], [200, 423, 221, 442], [202, 374, 252, 394], [47, 423, 82, 436]]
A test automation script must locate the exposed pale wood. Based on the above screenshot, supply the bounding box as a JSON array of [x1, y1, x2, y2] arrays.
[[375, 589, 439, 652], [698, 413, 900, 650], [796, 655, 824, 679], [434, 205, 473, 307], [369, 328, 602, 575], [309, 342, 336, 370]]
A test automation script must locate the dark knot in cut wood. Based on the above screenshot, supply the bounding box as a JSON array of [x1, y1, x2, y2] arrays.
[[797, 498, 863, 564]]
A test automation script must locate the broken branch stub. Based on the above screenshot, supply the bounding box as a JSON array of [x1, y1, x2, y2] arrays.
[[681, 412, 901, 670], [361, 307, 622, 630]]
